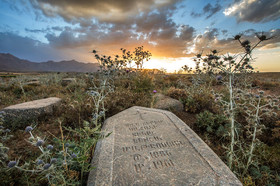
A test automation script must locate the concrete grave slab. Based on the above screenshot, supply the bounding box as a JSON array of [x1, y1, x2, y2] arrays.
[[2, 97, 61, 129], [25, 80, 40, 86], [88, 106, 242, 186]]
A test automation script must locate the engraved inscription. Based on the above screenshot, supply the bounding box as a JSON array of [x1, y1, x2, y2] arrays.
[[132, 130, 155, 137], [150, 150, 171, 158], [133, 154, 141, 161], [153, 159, 174, 169], [129, 124, 157, 131], [134, 163, 144, 173], [133, 136, 163, 144], [132, 110, 147, 120], [122, 140, 185, 153], [121, 118, 183, 174], [125, 120, 163, 128]]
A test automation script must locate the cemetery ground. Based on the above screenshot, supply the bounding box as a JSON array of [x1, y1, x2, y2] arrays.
[[0, 71, 279, 185]]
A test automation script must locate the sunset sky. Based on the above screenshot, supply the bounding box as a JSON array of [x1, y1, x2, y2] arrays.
[[0, 0, 279, 72]]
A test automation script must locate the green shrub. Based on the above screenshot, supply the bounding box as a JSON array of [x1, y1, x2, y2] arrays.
[[184, 91, 214, 113], [131, 72, 154, 93], [196, 110, 228, 137], [105, 88, 152, 116]]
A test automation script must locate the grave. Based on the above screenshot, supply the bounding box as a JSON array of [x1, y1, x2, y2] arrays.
[[25, 80, 40, 86], [2, 97, 61, 129], [88, 106, 242, 186]]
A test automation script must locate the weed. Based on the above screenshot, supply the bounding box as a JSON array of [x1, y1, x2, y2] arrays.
[[166, 87, 188, 101], [196, 111, 228, 137], [187, 33, 272, 171]]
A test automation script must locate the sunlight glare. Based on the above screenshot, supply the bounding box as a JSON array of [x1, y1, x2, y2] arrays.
[[143, 57, 195, 73]]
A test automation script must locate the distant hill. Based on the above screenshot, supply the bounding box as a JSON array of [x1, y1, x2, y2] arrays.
[[0, 53, 99, 72]]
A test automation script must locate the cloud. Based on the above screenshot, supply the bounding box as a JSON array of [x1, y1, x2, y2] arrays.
[[189, 28, 280, 55], [3, 0, 279, 62], [44, 14, 279, 59], [30, 0, 179, 23], [135, 11, 176, 32], [203, 3, 222, 19], [259, 43, 280, 50], [1, 27, 279, 65], [243, 29, 256, 35], [221, 29, 228, 35], [28, 0, 195, 59], [179, 25, 195, 41], [42, 7, 196, 58], [190, 2, 222, 19], [25, 28, 50, 33], [224, 0, 280, 23], [190, 12, 202, 18], [0, 32, 69, 62]]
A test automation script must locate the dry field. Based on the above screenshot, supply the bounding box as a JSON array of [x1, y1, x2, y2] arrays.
[[0, 71, 279, 185]]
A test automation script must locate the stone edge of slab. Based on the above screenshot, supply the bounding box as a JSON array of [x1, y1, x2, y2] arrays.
[[2, 97, 62, 110]]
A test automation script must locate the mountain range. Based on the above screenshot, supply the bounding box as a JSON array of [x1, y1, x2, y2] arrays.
[[0, 53, 99, 72]]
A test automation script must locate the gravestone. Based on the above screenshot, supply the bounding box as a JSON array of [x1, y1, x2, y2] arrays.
[[88, 106, 242, 186], [25, 80, 40, 86], [2, 97, 61, 129]]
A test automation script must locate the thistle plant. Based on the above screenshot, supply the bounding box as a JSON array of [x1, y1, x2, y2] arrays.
[[64, 120, 106, 183], [92, 49, 127, 76], [150, 90, 158, 108], [6, 122, 100, 185], [189, 33, 273, 171], [133, 46, 152, 69], [10, 75, 28, 97], [87, 84, 114, 127], [93, 46, 151, 73], [6, 126, 64, 183], [88, 50, 120, 127], [120, 48, 133, 69], [181, 65, 192, 74], [237, 90, 280, 176], [89, 47, 151, 127]]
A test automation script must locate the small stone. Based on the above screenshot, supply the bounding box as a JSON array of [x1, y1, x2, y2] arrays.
[[153, 93, 184, 112]]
